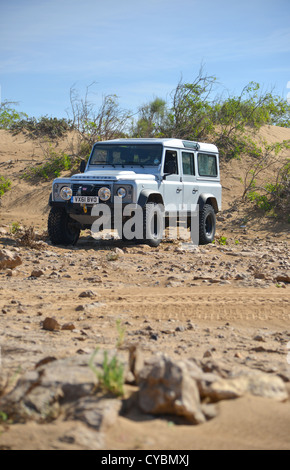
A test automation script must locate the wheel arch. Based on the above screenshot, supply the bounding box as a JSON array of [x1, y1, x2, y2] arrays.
[[198, 194, 219, 214], [138, 189, 164, 208]]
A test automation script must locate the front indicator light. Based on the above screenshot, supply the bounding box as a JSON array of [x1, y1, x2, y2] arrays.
[[117, 187, 127, 198]]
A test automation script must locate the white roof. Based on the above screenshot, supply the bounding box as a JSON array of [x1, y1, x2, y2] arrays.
[[95, 138, 218, 153]]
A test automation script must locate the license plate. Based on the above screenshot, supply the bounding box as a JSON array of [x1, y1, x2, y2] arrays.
[[72, 196, 99, 204]]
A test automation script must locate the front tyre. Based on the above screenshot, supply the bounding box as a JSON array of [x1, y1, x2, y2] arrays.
[[143, 203, 164, 247], [199, 204, 216, 245], [48, 207, 80, 246]]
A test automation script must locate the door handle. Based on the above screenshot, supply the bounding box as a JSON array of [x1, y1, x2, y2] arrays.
[[192, 188, 198, 194], [176, 188, 183, 193]]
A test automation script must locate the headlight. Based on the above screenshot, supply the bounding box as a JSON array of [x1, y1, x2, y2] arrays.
[[98, 187, 111, 201], [60, 186, 73, 201], [117, 187, 127, 198]]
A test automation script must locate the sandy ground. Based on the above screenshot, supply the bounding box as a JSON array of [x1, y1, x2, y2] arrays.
[[0, 128, 289, 450]]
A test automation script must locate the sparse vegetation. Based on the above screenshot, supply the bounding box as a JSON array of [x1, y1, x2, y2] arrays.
[[0, 176, 11, 197], [0, 411, 8, 423], [10, 222, 21, 235], [10, 116, 72, 140], [0, 100, 28, 130], [22, 149, 78, 180], [89, 348, 124, 397], [2, 71, 290, 220], [217, 236, 228, 245], [116, 319, 126, 349]]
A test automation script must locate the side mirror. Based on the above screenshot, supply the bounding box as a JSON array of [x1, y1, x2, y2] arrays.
[[80, 160, 86, 173]]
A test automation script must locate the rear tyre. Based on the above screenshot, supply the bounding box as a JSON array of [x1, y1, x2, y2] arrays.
[[48, 207, 80, 246], [199, 204, 216, 245]]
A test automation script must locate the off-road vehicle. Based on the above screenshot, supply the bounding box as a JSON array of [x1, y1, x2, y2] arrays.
[[48, 138, 222, 247]]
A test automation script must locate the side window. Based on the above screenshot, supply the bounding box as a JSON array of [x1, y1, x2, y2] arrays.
[[198, 153, 217, 177], [164, 150, 179, 175], [182, 151, 195, 175]]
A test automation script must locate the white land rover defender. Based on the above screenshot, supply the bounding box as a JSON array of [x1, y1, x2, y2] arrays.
[[48, 138, 222, 247]]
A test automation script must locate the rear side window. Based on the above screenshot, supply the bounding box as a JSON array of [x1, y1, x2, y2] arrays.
[[198, 153, 217, 177]]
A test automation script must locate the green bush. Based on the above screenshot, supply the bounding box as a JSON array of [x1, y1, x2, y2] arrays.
[[0, 102, 28, 130]]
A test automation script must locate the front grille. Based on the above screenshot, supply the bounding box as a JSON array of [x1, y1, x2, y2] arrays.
[[72, 184, 111, 197]]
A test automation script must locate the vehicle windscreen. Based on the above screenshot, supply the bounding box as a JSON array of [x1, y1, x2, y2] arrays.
[[89, 144, 163, 166]]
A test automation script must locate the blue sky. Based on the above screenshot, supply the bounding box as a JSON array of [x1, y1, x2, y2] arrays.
[[1, 0, 290, 119]]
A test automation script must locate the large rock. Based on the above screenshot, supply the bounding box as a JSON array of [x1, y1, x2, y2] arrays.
[[66, 396, 122, 431], [0, 350, 127, 423], [0, 354, 99, 422], [0, 249, 22, 270], [202, 370, 289, 403], [138, 354, 206, 424]]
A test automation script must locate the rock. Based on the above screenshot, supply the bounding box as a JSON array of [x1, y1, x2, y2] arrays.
[[31, 269, 45, 278], [75, 305, 85, 312], [0, 249, 22, 270], [66, 396, 122, 431], [61, 322, 76, 331], [0, 355, 99, 422], [128, 345, 145, 383], [254, 272, 267, 280], [114, 247, 124, 255], [79, 290, 97, 299], [253, 334, 266, 342], [276, 273, 290, 283], [203, 350, 213, 358], [42, 317, 61, 331], [202, 371, 288, 403], [85, 275, 102, 283], [138, 355, 206, 424], [58, 424, 104, 449]]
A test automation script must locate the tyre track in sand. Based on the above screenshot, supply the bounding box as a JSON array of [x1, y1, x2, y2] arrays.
[[100, 287, 290, 326]]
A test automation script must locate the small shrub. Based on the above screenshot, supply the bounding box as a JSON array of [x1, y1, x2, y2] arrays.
[[89, 348, 124, 397], [217, 236, 227, 245], [16, 226, 45, 250], [10, 222, 21, 235], [247, 191, 272, 211], [0, 176, 11, 197]]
